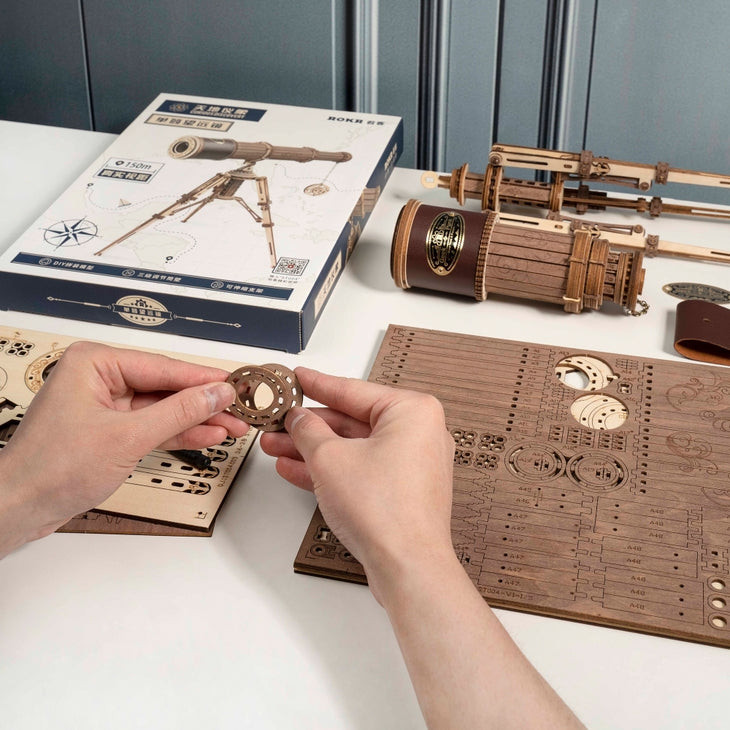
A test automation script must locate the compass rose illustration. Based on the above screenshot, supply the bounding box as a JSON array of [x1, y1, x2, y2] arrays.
[[42, 218, 99, 248]]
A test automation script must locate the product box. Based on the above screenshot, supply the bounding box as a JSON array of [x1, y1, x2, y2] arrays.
[[0, 94, 402, 351]]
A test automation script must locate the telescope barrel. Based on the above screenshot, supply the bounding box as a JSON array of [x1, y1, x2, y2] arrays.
[[168, 136, 352, 164]]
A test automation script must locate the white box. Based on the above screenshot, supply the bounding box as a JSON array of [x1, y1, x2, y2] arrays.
[[0, 93, 403, 351]]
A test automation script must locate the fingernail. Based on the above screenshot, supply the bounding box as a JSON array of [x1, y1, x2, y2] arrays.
[[205, 382, 235, 413], [287, 406, 311, 432]]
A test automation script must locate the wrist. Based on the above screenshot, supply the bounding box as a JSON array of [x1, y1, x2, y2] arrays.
[[0, 464, 32, 558], [363, 540, 465, 610], [0, 451, 58, 558]]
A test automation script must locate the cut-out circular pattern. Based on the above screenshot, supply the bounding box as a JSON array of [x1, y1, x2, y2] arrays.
[[24, 349, 64, 393], [566, 452, 628, 492], [555, 355, 618, 391], [569, 393, 628, 430], [506, 443, 566, 482]]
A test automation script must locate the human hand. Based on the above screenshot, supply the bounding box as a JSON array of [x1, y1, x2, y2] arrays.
[[263, 368, 586, 730], [259, 367, 456, 598], [0, 341, 247, 555]]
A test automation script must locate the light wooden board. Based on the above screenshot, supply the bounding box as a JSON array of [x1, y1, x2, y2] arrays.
[[296, 324, 730, 648], [0, 325, 257, 535]]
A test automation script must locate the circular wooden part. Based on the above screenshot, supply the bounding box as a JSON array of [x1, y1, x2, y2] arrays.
[[227, 364, 302, 431], [24, 349, 64, 393], [481, 163, 502, 212], [451, 163, 469, 205], [390, 198, 422, 289], [569, 394, 628, 430], [420, 170, 440, 189]]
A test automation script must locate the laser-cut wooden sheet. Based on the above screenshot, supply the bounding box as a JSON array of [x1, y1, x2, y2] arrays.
[[295, 324, 730, 647], [0, 326, 257, 535]]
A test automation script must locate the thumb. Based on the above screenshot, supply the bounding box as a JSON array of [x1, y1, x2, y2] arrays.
[[131, 381, 235, 450], [285, 406, 338, 460]]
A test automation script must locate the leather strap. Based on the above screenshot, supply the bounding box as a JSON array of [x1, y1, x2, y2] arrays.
[[674, 299, 730, 365]]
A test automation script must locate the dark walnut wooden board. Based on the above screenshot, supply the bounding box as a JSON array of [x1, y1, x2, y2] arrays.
[[296, 324, 730, 648]]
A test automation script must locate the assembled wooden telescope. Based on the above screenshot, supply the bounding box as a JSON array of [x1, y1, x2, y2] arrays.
[[391, 199, 646, 314], [424, 143, 730, 221]]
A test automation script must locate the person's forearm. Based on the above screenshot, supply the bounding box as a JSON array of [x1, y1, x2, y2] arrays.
[[0, 455, 42, 558], [372, 551, 585, 730]]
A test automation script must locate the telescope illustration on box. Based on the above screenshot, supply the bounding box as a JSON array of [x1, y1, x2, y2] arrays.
[[94, 136, 352, 266]]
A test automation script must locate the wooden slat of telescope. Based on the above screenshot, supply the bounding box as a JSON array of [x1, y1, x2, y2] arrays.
[[296, 324, 730, 648]]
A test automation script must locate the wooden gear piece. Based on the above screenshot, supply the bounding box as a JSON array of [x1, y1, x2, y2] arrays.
[[391, 199, 647, 314], [227, 363, 302, 432], [295, 324, 730, 648]]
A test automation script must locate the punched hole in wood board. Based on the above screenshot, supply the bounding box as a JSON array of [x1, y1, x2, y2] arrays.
[[555, 355, 618, 391]]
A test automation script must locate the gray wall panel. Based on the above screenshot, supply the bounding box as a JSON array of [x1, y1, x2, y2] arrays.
[[586, 1, 730, 204], [378, 0, 420, 167], [552, 0, 595, 151], [4, 0, 729, 210], [443, 0, 500, 171], [496, 0, 548, 150], [0, 1, 90, 128], [82, 0, 340, 132]]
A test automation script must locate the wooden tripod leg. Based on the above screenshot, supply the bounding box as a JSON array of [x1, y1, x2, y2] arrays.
[[93, 173, 228, 256], [254, 176, 277, 267]]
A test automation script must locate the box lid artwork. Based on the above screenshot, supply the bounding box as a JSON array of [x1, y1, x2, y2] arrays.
[[0, 94, 403, 351]]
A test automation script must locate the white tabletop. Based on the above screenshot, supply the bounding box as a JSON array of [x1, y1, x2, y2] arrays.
[[1, 120, 729, 729]]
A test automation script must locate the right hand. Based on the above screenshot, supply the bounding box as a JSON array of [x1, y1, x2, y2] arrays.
[[259, 367, 456, 595]]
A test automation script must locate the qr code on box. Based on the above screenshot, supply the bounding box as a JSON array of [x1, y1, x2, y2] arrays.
[[273, 257, 308, 277]]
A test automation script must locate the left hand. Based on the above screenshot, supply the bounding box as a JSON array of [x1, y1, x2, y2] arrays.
[[0, 341, 247, 554]]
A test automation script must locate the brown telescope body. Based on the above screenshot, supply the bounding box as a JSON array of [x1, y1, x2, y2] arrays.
[[391, 199, 645, 314], [168, 136, 352, 164]]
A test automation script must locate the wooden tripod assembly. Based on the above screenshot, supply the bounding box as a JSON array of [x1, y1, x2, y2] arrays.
[[94, 136, 352, 267], [95, 163, 278, 264]]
